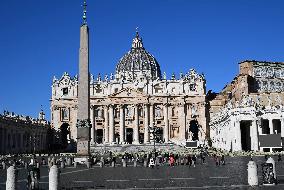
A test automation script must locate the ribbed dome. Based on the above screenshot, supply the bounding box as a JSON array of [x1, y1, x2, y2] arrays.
[[115, 32, 161, 80]]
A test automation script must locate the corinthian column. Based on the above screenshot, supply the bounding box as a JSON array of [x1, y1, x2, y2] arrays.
[[119, 105, 125, 144], [109, 105, 115, 143], [234, 119, 242, 151], [178, 103, 186, 140], [104, 106, 109, 143], [133, 104, 139, 144], [269, 119, 274, 134], [144, 104, 149, 143], [163, 103, 169, 143], [251, 120, 259, 151], [150, 104, 154, 128], [90, 106, 95, 144], [281, 118, 284, 138], [149, 104, 154, 142]]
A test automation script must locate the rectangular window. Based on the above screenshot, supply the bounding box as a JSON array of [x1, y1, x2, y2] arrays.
[[61, 108, 69, 121], [190, 84, 196, 91], [63, 88, 68, 95], [96, 88, 102, 93]]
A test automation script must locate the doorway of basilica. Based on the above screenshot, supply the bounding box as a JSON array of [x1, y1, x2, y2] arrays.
[[139, 133, 144, 144], [155, 127, 163, 143], [189, 120, 199, 141], [96, 129, 103, 144], [126, 128, 133, 144]]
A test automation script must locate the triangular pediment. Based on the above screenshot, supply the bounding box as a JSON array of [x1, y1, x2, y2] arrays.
[[110, 87, 146, 98]]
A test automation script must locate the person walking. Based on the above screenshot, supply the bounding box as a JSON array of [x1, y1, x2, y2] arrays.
[[278, 154, 282, 162], [169, 155, 175, 167], [149, 157, 155, 168], [214, 155, 218, 166], [188, 155, 192, 167], [221, 155, 225, 165], [201, 152, 205, 164], [192, 155, 196, 167]]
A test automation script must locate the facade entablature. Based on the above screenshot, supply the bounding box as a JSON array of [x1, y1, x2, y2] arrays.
[[52, 67, 206, 99]]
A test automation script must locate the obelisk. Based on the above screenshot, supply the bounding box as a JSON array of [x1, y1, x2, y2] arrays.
[[76, 0, 91, 157]]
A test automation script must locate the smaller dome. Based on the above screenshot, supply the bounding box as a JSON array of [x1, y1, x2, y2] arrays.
[[115, 31, 161, 80]]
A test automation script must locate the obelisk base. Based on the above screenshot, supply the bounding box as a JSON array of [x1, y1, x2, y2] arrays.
[[74, 140, 91, 164]]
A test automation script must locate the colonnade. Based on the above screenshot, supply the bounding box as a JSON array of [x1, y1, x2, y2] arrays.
[[0, 126, 47, 154]]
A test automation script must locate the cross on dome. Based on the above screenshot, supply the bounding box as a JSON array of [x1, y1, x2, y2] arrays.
[[132, 28, 144, 49]]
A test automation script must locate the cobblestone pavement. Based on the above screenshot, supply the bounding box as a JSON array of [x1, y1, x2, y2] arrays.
[[0, 155, 284, 189]]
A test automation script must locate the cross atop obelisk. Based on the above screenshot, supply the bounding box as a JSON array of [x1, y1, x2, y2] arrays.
[[82, 0, 87, 24], [76, 0, 91, 157]]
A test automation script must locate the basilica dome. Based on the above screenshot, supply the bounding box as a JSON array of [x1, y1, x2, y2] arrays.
[[115, 32, 161, 80]]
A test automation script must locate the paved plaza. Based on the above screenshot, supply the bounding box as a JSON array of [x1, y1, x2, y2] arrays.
[[0, 155, 284, 189]]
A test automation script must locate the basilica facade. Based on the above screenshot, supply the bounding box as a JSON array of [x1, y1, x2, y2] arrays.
[[51, 32, 208, 146]]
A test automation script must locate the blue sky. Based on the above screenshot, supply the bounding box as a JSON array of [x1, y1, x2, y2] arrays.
[[0, 0, 284, 120]]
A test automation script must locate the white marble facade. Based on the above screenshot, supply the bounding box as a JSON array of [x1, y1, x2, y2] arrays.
[[51, 32, 208, 146], [210, 61, 284, 152]]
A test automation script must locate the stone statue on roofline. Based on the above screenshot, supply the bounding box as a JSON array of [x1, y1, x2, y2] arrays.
[[163, 72, 166, 80]]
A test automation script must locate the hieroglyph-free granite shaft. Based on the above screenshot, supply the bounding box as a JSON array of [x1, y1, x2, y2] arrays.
[[76, 23, 91, 156]]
